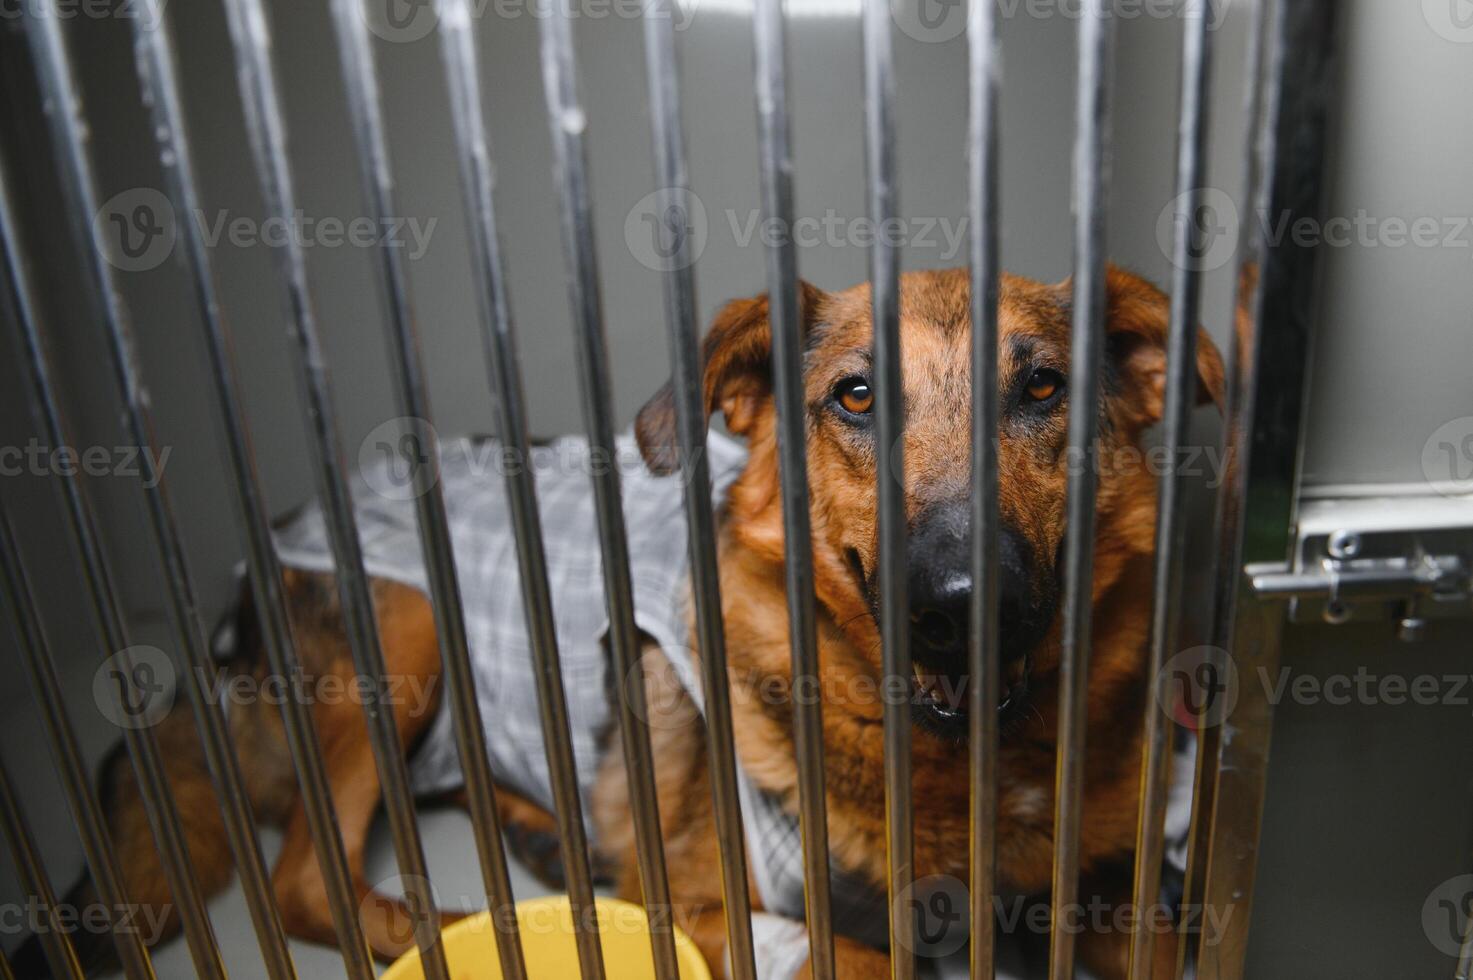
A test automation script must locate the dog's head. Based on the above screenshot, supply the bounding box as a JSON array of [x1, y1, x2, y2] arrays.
[[636, 266, 1224, 740]]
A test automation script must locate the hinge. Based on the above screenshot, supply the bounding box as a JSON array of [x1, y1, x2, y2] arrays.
[[1245, 493, 1473, 641]]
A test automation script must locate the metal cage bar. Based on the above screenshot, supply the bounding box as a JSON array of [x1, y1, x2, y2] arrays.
[[434, 5, 629, 980], [19, 6, 232, 977], [750, 0, 837, 974], [38, 5, 316, 978], [967, 0, 1002, 974], [0, 741, 84, 980], [639, 3, 760, 978], [0, 164, 156, 980], [1127, 3, 1215, 979], [322, 5, 532, 978], [217, 1, 454, 977], [130, 1, 378, 974], [860, 0, 915, 975], [1049, 2, 1116, 978], [536, 2, 681, 976], [1174, 2, 1272, 976], [1196, 0, 1339, 976]]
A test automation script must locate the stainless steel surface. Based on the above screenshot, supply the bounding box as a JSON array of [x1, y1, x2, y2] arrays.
[[0, 160, 157, 980], [218, 1, 452, 977], [966, 0, 1001, 974], [537, 2, 674, 976], [1128, 3, 1214, 978], [861, 0, 913, 976], [0, 586, 87, 980], [751, 0, 836, 974], [640, 2, 758, 976], [1197, 0, 1341, 975], [1049, 2, 1115, 977], [20, 6, 228, 977], [326, 4, 529, 977]]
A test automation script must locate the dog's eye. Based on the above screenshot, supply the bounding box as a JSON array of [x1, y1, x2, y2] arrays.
[[1024, 369, 1064, 403], [834, 378, 874, 416]]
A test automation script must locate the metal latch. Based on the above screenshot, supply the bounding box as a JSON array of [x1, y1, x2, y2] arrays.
[[1245, 493, 1473, 641]]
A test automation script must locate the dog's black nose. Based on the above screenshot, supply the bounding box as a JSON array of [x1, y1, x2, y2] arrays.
[[907, 502, 1033, 664]]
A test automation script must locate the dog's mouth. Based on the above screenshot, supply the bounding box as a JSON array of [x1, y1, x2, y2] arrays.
[[909, 651, 1031, 740]]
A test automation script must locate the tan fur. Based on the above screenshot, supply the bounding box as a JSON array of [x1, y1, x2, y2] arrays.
[[88, 266, 1217, 980]]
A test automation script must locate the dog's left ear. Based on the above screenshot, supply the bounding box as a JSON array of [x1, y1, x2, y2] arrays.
[[636, 281, 828, 475], [1102, 265, 1226, 430]]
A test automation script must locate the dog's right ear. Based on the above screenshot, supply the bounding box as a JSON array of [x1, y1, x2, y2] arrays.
[[636, 281, 827, 475]]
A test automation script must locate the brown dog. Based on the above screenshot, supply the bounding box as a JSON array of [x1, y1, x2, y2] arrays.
[[40, 265, 1222, 980]]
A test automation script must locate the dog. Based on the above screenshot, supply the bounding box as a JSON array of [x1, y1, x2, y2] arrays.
[[19, 265, 1223, 979]]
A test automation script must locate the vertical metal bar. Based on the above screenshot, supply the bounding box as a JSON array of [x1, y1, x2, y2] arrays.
[[535, 4, 679, 977], [1126, 3, 1213, 979], [20, 6, 229, 977], [1049, 3, 1115, 978], [216, 3, 452, 978], [1196, 1, 1338, 976], [1459, 911, 1473, 979], [966, 0, 1001, 974], [0, 667, 86, 980], [1173, 3, 1272, 976], [750, 0, 836, 974], [860, 0, 913, 976], [130, 0, 379, 973], [437, 10, 605, 980], [323, 5, 530, 978], [30, 4, 309, 976], [0, 164, 156, 980], [638, 3, 759, 977]]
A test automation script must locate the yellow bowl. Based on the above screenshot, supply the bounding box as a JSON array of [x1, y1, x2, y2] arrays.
[[382, 896, 713, 980]]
